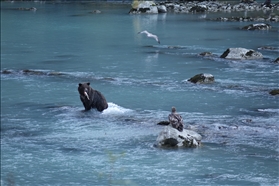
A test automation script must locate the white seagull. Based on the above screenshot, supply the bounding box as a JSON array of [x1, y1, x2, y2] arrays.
[[138, 30, 160, 44]]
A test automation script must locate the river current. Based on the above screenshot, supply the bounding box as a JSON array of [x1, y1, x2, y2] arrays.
[[1, 1, 279, 186]]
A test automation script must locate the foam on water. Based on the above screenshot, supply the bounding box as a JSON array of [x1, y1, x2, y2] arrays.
[[102, 102, 133, 115], [258, 108, 279, 113]]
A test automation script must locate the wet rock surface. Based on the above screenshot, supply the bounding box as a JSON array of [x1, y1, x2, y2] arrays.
[[188, 73, 215, 84], [220, 48, 263, 60], [129, 0, 279, 23], [156, 125, 202, 148], [242, 23, 272, 30]]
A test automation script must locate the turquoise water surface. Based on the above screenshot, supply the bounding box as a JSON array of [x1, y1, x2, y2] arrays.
[[1, 1, 279, 186]]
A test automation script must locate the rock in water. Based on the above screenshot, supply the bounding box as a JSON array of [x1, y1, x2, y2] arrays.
[[220, 48, 263, 60], [188, 73, 215, 84], [156, 125, 202, 148], [269, 89, 279, 95], [242, 23, 271, 30]]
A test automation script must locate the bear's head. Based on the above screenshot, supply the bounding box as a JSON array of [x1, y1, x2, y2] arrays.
[[78, 82, 91, 101]]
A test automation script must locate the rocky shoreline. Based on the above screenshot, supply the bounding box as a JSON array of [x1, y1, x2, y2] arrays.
[[130, 1, 279, 22]]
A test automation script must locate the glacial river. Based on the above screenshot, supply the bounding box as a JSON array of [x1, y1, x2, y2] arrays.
[[1, 1, 279, 185]]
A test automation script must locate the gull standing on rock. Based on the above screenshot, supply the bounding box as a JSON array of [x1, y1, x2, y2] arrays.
[[138, 30, 160, 44]]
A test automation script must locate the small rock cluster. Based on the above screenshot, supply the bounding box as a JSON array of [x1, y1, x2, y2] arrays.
[[184, 47, 279, 97], [129, 1, 279, 16], [212, 16, 279, 22]]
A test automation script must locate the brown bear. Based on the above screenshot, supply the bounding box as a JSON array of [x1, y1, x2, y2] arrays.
[[78, 82, 108, 112]]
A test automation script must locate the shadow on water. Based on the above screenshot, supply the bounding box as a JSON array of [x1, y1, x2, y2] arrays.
[[143, 45, 188, 49], [58, 147, 87, 154]]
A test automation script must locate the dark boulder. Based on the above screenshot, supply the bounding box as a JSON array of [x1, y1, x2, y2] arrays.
[[1, 70, 13, 74], [269, 89, 279, 95], [188, 73, 215, 84]]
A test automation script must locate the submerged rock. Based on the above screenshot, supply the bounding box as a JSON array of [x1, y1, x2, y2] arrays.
[[22, 69, 65, 76], [220, 48, 263, 60], [1, 70, 13, 74], [188, 73, 215, 84], [258, 46, 279, 51], [91, 10, 101, 14], [242, 23, 272, 30], [156, 125, 202, 148], [199, 51, 213, 57], [17, 7, 37, 11], [269, 89, 279, 95], [199, 52, 219, 58], [1, 69, 66, 76]]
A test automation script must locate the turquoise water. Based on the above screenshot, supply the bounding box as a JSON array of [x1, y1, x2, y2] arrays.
[[1, 2, 279, 186]]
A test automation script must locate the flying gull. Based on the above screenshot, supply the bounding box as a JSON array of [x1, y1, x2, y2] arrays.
[[138, 30, 160, 44]]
